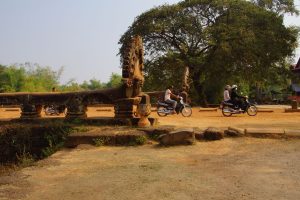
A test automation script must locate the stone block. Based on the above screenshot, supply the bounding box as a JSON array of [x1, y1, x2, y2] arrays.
[[284, 129, 300, 138], [284, 109, 300, 113], [226, 127, 245, 137], [194, 131, 204, 140], [158, 128, 195, 146], [245, 128, 284, 138], [203, 127, 224, 140], [291, 100, 298, 109]]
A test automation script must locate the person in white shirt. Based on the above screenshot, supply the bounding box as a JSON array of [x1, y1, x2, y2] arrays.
[[165, 85, 177, 113], [224, 85, 231, 102]]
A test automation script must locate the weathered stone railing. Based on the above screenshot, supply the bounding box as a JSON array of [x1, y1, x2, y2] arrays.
[[0, 87, 124, 119], [0, 36, 154, 125]]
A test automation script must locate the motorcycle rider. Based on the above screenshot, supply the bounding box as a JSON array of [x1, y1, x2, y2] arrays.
[[230, 85, 246, 110], [223, 85, 231, 103], [164, 85, 178, 114]]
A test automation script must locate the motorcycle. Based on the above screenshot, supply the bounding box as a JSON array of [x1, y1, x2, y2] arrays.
[[157, 96, 192, 117], [221, 97, 257, 117], [44, 105, 66, 116]]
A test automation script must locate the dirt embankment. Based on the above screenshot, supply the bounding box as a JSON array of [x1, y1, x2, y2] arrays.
[[1, 138, 300, 200]]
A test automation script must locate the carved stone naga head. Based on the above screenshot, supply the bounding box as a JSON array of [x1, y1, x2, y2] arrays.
[[121, 35, 145, 98]]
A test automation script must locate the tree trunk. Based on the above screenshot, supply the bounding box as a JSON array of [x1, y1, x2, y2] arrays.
[[181, 66, 190, 92], [192, 70, 208, 107]]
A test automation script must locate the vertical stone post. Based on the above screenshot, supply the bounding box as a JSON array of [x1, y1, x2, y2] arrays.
[[20, 95, 42, 119], [65, 95, 87, 120], [137, 94, 151, 127], [114, 97, 141, 118], [291, 100, 298, 110], [20, 104, 42, 119]]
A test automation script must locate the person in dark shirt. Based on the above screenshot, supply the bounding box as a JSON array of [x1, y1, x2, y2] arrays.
[[230, 85, 246, 110]]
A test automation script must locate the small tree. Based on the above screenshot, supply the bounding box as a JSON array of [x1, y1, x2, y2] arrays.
[[104, 73, 122, 88]]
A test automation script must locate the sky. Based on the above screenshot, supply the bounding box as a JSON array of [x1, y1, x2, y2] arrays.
[[0, 0, 299, 84]]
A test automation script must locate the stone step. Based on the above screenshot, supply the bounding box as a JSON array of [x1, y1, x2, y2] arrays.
[[257, 109, 274, 113], [198, 108, 218, 112], [66, 128, 148, 148], [245, 128, 285, 138], [285, 109, 300, 113]]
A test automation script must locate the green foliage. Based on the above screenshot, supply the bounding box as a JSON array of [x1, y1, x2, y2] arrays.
[[0, 63, 62, 92], [59, 73, 121, 92], [81, 79, 104, 90], [143, 53, 185, 91], [105, 73, 122, 88], [0, 124, 73, 164], [251, 0, 299, 14], [0, 63, 122, 93], [59, 79, 84, 92], [72, 126, 90, 133], [16, 152, 35, 167], [119, 0, 299, 105], [93, 138, 107, 147], [134, 135, 148, 145]]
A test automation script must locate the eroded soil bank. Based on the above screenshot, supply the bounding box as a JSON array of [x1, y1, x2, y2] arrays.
[[1, 138, 300, 200]]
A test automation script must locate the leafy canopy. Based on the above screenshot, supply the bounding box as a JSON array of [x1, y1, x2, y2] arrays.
[[119, 0, 299, 104]]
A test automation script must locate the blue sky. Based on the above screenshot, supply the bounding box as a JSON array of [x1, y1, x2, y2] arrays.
[[0, 0, 299, 84]]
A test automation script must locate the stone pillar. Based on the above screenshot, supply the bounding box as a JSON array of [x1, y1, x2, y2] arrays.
[[114, 97, 141, 118], [20, 104, 42, 119], [291, 100, 298, 109], [65, 95, 87, 119], [137, 94, 151, 127]]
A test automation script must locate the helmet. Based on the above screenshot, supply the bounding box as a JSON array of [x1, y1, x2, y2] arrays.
[[231, 85, 237, 89]]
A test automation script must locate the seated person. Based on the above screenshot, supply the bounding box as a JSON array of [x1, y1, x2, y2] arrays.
[[165, 85, 178, 113], [223, 85, 231, 103], [230, 85, 246, 110]]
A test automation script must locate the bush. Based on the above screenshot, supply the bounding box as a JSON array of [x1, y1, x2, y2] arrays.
[[0, 123, 72, 164]]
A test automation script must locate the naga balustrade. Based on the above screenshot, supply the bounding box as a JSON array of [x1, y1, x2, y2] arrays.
[[0, 36, 151, 120]]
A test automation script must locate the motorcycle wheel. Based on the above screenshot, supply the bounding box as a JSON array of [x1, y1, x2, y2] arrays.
[[247, 105, 257, 116], [181, 105, 192, 117], [222, 105, 233, 117], [157, 106, 167, 117]]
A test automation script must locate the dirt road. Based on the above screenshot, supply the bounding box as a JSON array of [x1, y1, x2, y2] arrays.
[[1, 107, 300, 200], [2, 106, 299, 129]]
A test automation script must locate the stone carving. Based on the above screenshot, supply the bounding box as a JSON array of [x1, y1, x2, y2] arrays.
[[121, 35, 144, 98], [65, 95, 87, 119], [0, 35, 151, 123], [115, 35, 150, 119]]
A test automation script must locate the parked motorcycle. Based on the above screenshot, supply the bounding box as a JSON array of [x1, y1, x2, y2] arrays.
[[44, 105, 66, 116], [221, 97, 257, 117], [157, 96, 192, 117]]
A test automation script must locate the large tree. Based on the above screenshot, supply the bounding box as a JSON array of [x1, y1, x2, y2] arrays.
[[119, 0, 298, 105]]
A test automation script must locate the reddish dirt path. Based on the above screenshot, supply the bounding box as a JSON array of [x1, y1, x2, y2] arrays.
[[1, 106, 299, 129], [150, 107, 300, 130]]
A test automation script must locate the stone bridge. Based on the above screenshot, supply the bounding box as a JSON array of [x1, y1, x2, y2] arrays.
[[0, 36, 152, 122]]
